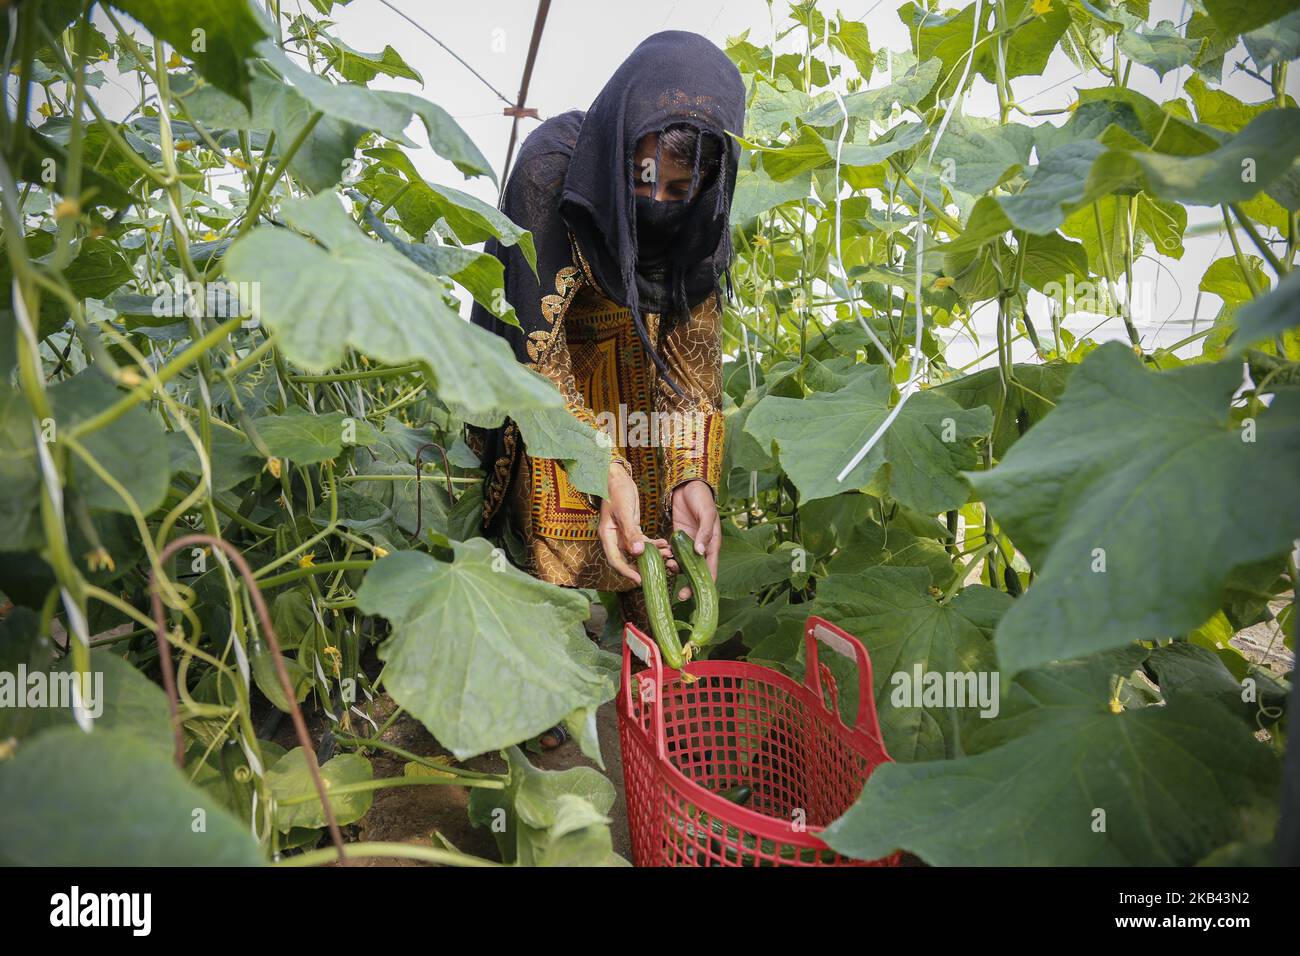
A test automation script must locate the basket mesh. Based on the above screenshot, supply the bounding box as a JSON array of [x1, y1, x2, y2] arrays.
[[620, 658, 899, 868]]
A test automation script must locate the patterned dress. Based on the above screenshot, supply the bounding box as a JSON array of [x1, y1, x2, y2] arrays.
[[471, 241, 725, 592]]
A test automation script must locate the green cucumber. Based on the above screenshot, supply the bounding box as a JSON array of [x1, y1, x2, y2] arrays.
[[1004, 567, 1023, 597], [671, 530, 718, 649], [638, 544, 684, 670], [718, 784, 754, 806]]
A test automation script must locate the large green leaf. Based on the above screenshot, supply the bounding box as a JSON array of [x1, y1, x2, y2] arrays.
[[363, 209, 519, 327], [360, 150, 532, 262], [256, 42, 419, 145], [730, 166, 811, 225], [168, 428, 263, 492], [322, 38, 423, 85], [745, 76, 811, 140], [933, 361, 1074, 458], [1204, 0, 1300, 34], [927, 115, 1036, 197], [109, 0, 272, 105], [223, 193, 561, 427], [468, 745, 620, 865], [1242, 9, 1300, 67], [355, 540, 616, 758], [0, 727, 264, 865], [801, 56, 940, 126], [0, 388, 43, 551], [50, 370, 170, 516], [353, 460, 449, 539], [1020, 110, 1300, 233], [1146, 642, 1289, 728], [899, 0, 1071, 102], [267, 748, 373, 831], [1126, 109, 1300, 206], [968, 343, 1300, 677], [249, 76, 365, 193], [1118, 19, 1205, 79], [1231, 268, 1300, 347], [1200, 254, 1269, 306], [255, 43, 493, 183], [744, 365, 991, 510], [63, 238, 135, 300], [19, 650, 175, 757], [255, 407, 381, 466], [827, 520, 958, 589], [823, 647, 1281, 865], [509, 406, 611, 499], [716, 524, 795, 598], [819, 568, 1010, 762], [378, 94, 496, 184]]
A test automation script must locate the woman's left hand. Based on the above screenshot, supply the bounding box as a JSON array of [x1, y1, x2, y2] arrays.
[[670, 479, 721, 600]]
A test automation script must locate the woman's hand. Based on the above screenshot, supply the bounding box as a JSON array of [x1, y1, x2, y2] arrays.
[[670, 479, 721, 600], [598, 463, 673, 584]]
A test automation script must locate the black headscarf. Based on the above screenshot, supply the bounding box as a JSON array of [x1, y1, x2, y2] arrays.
[[558, 30, 745, 387]]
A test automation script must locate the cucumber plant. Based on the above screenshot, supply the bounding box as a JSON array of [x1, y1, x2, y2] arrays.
[[0, 0, 1297, 868]]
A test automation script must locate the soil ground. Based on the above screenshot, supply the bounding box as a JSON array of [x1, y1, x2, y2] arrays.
[[318, 694, 632, 865]]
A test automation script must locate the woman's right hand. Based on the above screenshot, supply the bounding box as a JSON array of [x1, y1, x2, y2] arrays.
[[598, 462, 674, 584]]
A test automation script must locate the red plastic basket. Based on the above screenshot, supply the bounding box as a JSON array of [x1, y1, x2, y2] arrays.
[[618, 615, 901, 867]]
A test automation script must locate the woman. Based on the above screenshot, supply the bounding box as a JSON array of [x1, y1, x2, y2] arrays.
[[468, 31, 745, 644]]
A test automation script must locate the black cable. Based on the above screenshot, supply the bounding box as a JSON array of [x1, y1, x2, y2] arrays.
[[375, 0, 514, 107]]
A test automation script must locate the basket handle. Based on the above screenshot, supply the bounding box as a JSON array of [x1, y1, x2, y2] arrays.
[[803, 615, 883, 742], [622, 623, 667, 759]]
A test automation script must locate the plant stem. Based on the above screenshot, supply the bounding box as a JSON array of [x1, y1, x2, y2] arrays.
[[276, 842, 499, 868]]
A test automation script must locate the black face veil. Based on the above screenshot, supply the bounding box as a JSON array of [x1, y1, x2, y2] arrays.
[[558, 30, 746, 393]]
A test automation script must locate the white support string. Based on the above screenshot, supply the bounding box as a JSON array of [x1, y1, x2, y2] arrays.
[[835, 0, 981, 485], [825, 13, 893, 363]]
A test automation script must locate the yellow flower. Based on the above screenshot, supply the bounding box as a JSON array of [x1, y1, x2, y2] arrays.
[[266, 457, 282, 479], [1108, 697, 1123, 714], [175, 139, 196, 153], [227, 154, 253, 171], [201, 231, 218, 241], [322, 644, 342, 678], [1031, 0, 1052, 13], [166, 51, 184, 69], [933, 276, 954, 290], [85, 548, 116, 573], [372, 546, 389, 559], [298, 552, 316, 569], [54, 197, 81, 221], [116, 367, 142, 388], [37, 102, 54, 118]]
